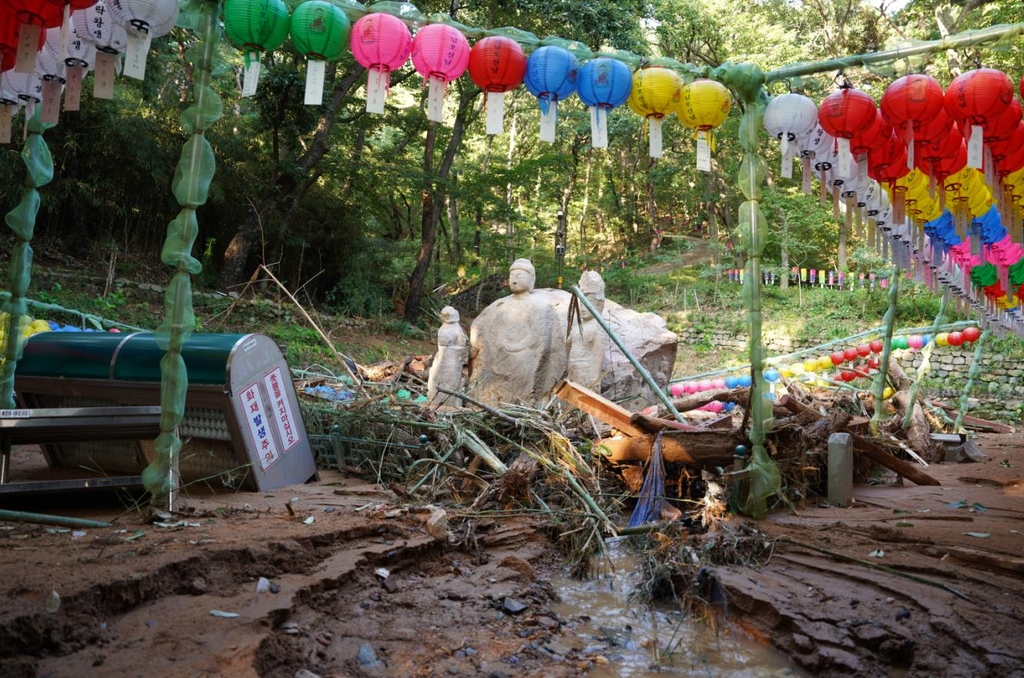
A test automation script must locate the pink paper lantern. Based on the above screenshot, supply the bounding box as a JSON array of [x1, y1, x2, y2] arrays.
[[350, 12, 412, 114], [669, 383, 685, 398], [683, 382, 697, 394], [697, 380, 712, 391], [711, 378, 726, 389], [411, 23, 470, 123]]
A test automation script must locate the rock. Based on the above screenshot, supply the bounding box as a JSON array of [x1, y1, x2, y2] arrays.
[[600, 299, 678, 409], [295, 670, 322, 678], [503, 597, 527, 614], [357, 643, 381, 666]]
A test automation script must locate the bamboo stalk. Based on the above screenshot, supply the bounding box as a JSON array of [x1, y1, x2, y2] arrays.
[[0, 509, 112, 529]]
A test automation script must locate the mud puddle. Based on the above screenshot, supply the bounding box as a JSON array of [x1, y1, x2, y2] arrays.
[[551, 537, 806, 677]]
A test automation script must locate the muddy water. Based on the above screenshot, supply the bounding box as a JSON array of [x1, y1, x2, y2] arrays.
[[551, 537, 806, 677]]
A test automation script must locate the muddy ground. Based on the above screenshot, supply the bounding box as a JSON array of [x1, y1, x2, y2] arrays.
[[1, 432, 1023, 678]]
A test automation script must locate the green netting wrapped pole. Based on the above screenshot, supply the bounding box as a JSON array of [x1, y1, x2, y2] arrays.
[[0, 109, 54, 409], [714, 63, 780, 519], [901, 290, 949, 430], [870, 267, 900, 435], [954, 329, 987, 433], [141, 0, 224, 510]]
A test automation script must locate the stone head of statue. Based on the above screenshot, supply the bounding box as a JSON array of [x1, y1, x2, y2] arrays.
[[440, 306, 460, 324], [508, 258, 536, 295]]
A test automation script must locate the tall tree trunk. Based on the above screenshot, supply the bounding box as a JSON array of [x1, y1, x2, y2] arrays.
[[473, 204, 482, 257], [838, 216, 849, 272], [578, 149, 592, 252], [218, 64, 365, 290], [448, 174, 461, 265], [404, 90, 479, 323]]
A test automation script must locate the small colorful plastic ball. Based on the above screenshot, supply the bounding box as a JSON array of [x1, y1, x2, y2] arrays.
[[935, 333, 949, 346], [908, 335, 923, 349], [669, 383, 685, 397], [737, 374, 752, 387], [843, 347, 858, 361], [947, 331, 964, 346], [962, 326, 981, 343], [764, 368, 780, 382], [856, 344, 870, 357], [831, 351, 846, 365], [869, 339, 884, 353]]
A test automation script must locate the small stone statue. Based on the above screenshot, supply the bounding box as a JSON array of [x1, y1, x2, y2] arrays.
[[427, 306, 468, 407], [566, 270, 607, 389], [468, 258, 563, 407]]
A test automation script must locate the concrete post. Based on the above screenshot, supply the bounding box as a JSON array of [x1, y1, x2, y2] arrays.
[[828, 432, 854, 507]]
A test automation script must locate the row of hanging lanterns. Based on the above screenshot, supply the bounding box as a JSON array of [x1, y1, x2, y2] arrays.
[[221, 2, 733, 160]]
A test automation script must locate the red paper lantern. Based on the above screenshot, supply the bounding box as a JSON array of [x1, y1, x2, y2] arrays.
[[830, 351, 845, 365], [843, 347, 858, 361], [880, 74, 945, 146], [856, 344, 870, 357], [468, 36, 525, 93], [5, 0, 64, 28], [990, 121, 1024, 165], [851, 110, 891, 156], [944, 68, 1014, 128], [915, 108, 953, 143], [947, 331, 964, 347], [841, 369, 858, 382], [819, 86, 877, 139], [0, 8, 46, 72], [984, 98, 1022, 144], [869, 339, 883, 353], [961, 326, 981, 343], [868, 132, 905, 174]]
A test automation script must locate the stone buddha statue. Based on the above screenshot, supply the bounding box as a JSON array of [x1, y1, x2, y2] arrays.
[[566, 270, 607, 389], [427, 306, 468, 407]]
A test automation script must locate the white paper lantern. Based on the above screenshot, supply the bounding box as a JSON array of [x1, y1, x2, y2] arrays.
[[106, 0, 178, 80], [764, 93, 818, 161]]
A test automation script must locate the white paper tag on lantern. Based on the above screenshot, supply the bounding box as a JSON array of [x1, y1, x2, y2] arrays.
[[123, 30, 152, 81], [485, 91, 505, 136], [304, 59, 326, 106], [696, 131, 711, 171], [64, 66, 84, 111], [426, 77, 445, 123], [539, 103, 557, 143], [781, 147, 794, 179], [94, 52, 117, 99], [365, 68, 387, 114], [41, 79, 62, 124], [837, 137, 852, 177], [967, 124, 983, 169], [15, 24, 41, 74], [0, 105, 11, 144], [242, 52, 260, 97], [648, 117, 663, 158], [590, 106, 608, 149]]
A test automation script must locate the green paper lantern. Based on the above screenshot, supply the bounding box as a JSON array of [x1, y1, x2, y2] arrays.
[[223, 0, 291, 53], [289, 0, 350, 62]]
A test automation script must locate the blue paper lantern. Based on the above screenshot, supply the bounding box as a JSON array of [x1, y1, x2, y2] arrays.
[[737, 374, 752, 388], [577, 57, 631, 148], [523, 45, 579, 142]]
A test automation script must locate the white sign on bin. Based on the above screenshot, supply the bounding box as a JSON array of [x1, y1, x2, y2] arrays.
[[239, 382, 281, 470], [264, 366, 300, 452]]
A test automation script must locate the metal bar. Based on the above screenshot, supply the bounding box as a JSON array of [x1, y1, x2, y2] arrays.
[[569, 285, 686, 424], [0, 508, 113, 528], [0, 475, 144, 495]]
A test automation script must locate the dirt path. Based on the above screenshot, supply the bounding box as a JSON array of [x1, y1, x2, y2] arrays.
[[0, 470, 590, 678], [713, 432, 1024, 677], [2, 433, 1023, 677]]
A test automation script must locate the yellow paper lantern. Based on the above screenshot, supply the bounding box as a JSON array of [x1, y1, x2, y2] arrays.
[[935, 332, 949, 346], [628, 67, 682, 158], [676, 79, 731, 130]]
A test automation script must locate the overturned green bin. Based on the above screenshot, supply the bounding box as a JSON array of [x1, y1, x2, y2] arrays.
[[14, 332, 317, 492]]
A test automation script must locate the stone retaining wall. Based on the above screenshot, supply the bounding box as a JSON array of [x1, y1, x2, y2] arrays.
[[676, 328, 1023, 423]]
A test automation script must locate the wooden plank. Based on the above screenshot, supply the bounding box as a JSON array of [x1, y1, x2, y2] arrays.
[[945, 546, 1024, 577], [554, 380, 644, 437], [629, 412, 703, 433], [595, 433, 737, 466]]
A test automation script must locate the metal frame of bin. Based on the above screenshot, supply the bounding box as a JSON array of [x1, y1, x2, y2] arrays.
[[9, 332, 317, 493]]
